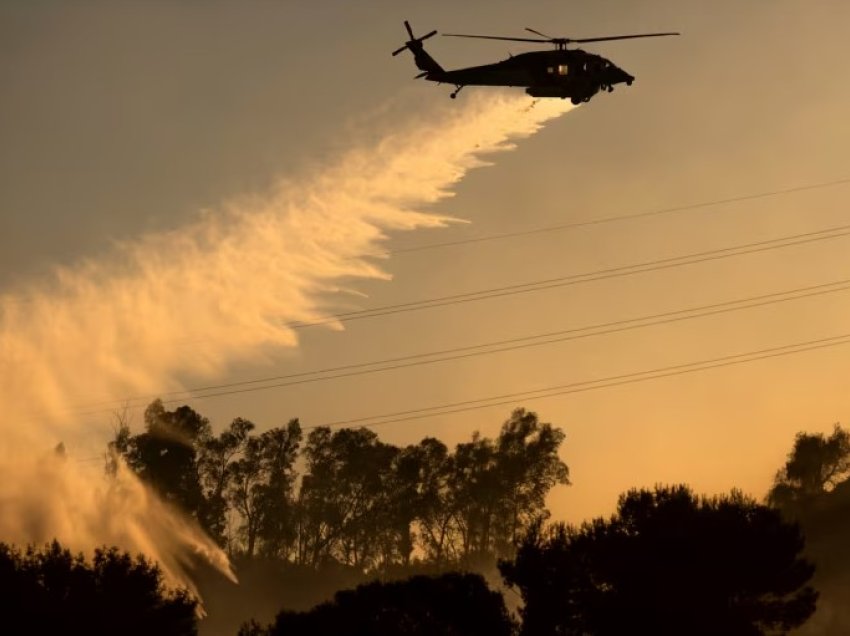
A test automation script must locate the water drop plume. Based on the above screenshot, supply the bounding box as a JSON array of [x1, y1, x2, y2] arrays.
[[0, 94, 572, 593]]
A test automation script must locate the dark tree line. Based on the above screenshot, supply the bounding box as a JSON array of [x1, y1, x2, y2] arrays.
[[501, 486, 816, 636], [0, 541, 197, 636], [6, 415, 828, 636], [109, 402, 569, 570], [240, 573, 516, 636], [241, 485, 816, 636]]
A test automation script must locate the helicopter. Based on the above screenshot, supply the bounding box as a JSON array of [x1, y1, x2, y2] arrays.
[[392, 21, 679, 104]]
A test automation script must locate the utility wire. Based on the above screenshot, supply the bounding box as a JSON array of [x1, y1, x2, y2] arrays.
[[59, 221, 850, 418], [169, 279, 850, 402], [389, 176, 850, 254], [74, 330, 850, 459], [61, 220, 850, 418], [71, 277, 850, 415], [316, 333, 850, 430], [290, 223, 850, 328]]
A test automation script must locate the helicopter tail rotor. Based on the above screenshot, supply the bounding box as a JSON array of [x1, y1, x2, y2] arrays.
[[392, 21, 444, 77], [392, 20, 438, 56]]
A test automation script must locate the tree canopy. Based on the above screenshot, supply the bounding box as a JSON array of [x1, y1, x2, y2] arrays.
[[0, 541, 197, 636], [500, 485, 817, 636], [768, 423, 850, 511], [242, 573, 515, 636], [111, 404, 569, 571], [767, 424, 850, 635]]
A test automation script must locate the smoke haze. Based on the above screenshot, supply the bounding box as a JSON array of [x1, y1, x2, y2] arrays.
[[0, 94, 572, 592]]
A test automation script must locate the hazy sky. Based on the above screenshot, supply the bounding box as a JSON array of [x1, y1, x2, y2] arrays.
[[2, 0, 850, 524]]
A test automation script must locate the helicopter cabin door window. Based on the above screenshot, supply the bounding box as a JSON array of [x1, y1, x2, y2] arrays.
[[546, 64, 569, 76]]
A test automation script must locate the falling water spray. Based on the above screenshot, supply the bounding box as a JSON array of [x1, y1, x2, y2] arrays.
[[0, 94, 572, 594]]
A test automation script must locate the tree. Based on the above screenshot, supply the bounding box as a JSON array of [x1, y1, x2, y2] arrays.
[[255, 420, 303, 559], [199, 417, 255, 546], [500, 485, 817, 636], [110, 400, 211, 528], [492, 408, 569, 554], [246, 573, 515, 636], [297, 427, 399, 568], [448, 409, 569, 561], [228, 433, 267, 558], [766, 425, 850, 635], [768, 424, 850, 511], [0, 541, 197, 636], [409, 438, 457, 563]]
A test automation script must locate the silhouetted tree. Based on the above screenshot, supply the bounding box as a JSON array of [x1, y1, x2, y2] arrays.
[[768, 424, 850, 511], [0, 541, 197, 636], [228, 431, 267, 558], [384, 438, 451, 566], [245, 573, 515, 636], [197, 417, 255, 546], [255, 420, 303, 559], [501, 485, 817, 636], [450, 409, 569, 561], [297, 427, 398, 568], [110, 401, 568, 574], [767, 425, 850, 635], [493, 409, 570, 554], [110, 400, 213, 531], [410, 438, 457, 563]]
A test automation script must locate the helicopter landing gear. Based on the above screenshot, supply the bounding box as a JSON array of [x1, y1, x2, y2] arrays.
[[450, 85, 464, 99], [570, 95, 582, 105]]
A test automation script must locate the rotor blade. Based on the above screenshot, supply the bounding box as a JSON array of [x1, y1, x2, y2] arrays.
[[524, 27, 552, 39], [404, 20, 414, 39], [421, 30, 438, 41], [572, 32, 680, 43], [392, 45, 407, 56], [443, 33, 549, 43]]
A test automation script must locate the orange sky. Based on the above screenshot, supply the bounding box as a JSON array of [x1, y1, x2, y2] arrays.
[[2, 1, 850, 526]]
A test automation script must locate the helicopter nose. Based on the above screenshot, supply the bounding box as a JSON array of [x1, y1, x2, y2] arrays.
[[608, 66, 634, 86]]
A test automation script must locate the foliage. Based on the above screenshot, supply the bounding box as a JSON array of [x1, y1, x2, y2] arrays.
[[768, 424, 850, 636], [227, 419, 302, 558], [246, 573, 515, 636], [297, 426, 399, 568], [111, 403, 303, 555], [110, 400, 215, 535], [768, 424, 850, 511], [111, 405, 570, 571], [0, 541, 197, 636], [500, 485, 817, 636]]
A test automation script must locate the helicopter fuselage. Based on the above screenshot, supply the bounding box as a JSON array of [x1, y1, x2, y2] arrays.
[[427, 49, 634, 103], [392, 21, 676, 103]]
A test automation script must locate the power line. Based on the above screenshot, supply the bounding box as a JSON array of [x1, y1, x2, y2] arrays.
[[290, 222, 850, 328], [74, 331, 850, 454], [388, 176, 850, 254], [71, 277, 850, 415], [164, 279, 850, 403], [316, 332, 850, 430], [58, 221, 850, 420], [58, 221, 850, 419]]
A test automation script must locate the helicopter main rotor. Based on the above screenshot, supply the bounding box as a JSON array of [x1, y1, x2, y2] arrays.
[[443, 28, 680, 51]]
